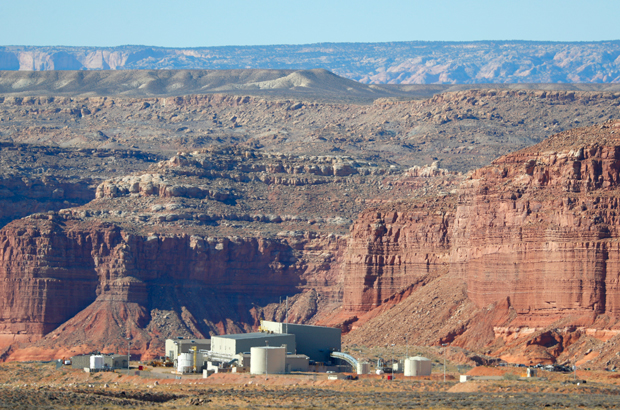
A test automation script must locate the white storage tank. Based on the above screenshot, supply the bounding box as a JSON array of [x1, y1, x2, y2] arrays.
[[90, 355, 104, 370], [177, 352, 194, 373], [250, 346, 286, 375], [356, 362, 370, 375], [404, 356, 432, 376]]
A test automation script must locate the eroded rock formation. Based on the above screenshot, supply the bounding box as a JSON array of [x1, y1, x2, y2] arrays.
[[5, 120, 620, 367], [342, 122, 620, 367], [0, 147, 428, 360], [0, 214, 347, 360]]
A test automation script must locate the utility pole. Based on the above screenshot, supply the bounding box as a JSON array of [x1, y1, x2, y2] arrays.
[[442, 343, 449, 382], [405, 336, 409, 359], [265, 340, 269, 375], [285, 296, 288, 334], [127, 338, 131, 371], [574, 364, 577, 381]]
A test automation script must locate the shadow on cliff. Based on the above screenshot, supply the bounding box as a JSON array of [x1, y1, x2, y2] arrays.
[[0, 215, 324, 361]]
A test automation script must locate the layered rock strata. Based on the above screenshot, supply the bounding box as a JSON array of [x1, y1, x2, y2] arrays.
[[0, 214, 347, 359], [0, 142, 162, 228], [452, 122, 620, 324], [342, 122, 620, 364], [0, 147, 451, 360]]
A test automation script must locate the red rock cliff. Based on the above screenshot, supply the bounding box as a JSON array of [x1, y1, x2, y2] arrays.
[[343, 201, 454, 314], [453, 124, 620, 326], [344, 122, 620, 329], [0, 214, 345, 360]]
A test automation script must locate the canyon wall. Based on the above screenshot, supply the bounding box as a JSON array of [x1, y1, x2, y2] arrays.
[[5, 122, 620, 363], [453, 128, 620, 326], [343, 202, 454, 314], [0, 211, 346, 359], [344, 122, 620, 329]]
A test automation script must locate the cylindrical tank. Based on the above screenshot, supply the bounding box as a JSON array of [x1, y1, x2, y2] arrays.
[[90, 355, 104, 370], [404, 356, 432, 376], [177, 352, 194, 373], [404, 358, 415, 376], [250, 346, 286, 375], [356, 362, 370, 375]]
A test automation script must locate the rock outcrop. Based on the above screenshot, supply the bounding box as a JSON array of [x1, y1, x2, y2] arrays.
[[343, 200, 454, 314], [453, 122, 620, 325], [0, 143, 161, 229]]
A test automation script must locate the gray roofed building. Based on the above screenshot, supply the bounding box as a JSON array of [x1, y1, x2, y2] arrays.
[[165, 338, 211, 361]]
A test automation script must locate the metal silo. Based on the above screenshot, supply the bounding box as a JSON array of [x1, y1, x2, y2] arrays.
[[177, 352, 194, 373], [90, 355, 104, 370], [404, 356, 432, 376], [250, 346, 286, 375]]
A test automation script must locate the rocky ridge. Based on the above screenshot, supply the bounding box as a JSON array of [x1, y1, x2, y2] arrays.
[[0, 142, 162, 228]]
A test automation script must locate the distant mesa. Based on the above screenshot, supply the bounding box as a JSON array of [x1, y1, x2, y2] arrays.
[[2, 68, 620, 102], [0, 69, 398, 100], [3, 41, 620, 84]]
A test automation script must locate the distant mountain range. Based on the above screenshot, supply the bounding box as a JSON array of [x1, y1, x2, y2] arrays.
[[2, 41, 620, 84]]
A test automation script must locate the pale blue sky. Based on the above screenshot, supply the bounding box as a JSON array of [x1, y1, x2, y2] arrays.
[[2, 0, 619, 47]]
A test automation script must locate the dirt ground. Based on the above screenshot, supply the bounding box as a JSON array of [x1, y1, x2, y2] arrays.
[[0, 362, 619, 409]]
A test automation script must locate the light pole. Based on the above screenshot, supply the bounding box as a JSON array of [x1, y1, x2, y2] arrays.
[[265, 340, 269, 375], [127, 337, 131, 371], [442, 343, 449, 382], [574, 363, 577, 382], [405, 336, 409, 359]]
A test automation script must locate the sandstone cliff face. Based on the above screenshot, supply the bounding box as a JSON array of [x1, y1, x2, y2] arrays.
[[0, 213, 347, 359], [342, 122, 620, 366], [343, 203, 454, 314], [453, 123, 620, 325]]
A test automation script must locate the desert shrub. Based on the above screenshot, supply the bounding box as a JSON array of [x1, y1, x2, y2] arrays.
[[503, 373, 519, 380]]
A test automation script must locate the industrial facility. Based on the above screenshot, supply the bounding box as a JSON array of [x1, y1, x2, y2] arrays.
[[66, 322, 439, 379], [156, 321, 446, 379], [164, 320, 353, 376], [165, 338, 211, 361], [71, 353, 128, 371]]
